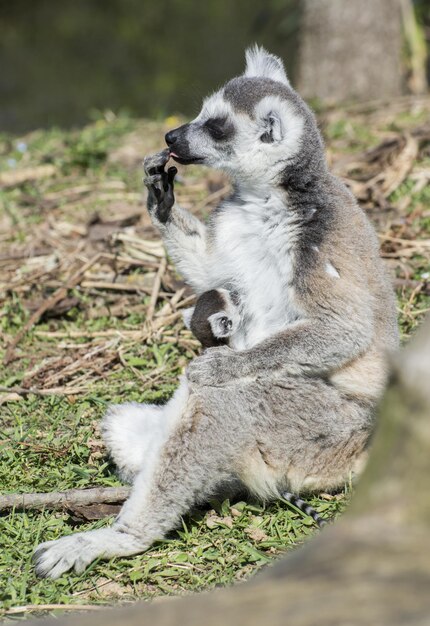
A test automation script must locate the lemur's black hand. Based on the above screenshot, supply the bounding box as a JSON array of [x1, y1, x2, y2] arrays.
[[143, 150, 178, 224]]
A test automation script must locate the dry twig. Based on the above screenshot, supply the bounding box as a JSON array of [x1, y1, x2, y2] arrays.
[[4, 253, 103, 364], [147, 257, 168, 321], [0, 486, 131, 512], [3, 604, 107, 615]]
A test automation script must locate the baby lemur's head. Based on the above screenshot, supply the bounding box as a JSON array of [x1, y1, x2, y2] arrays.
[[183, 289, 240, 349], [164, 45, 325, 188]]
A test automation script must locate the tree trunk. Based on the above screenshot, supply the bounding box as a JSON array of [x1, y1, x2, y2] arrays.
[[297, 0, 407, 102], [31, 316, 430, 626]]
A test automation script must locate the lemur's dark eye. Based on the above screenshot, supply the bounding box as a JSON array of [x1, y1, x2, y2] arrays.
[[204, 117, 231, 141]]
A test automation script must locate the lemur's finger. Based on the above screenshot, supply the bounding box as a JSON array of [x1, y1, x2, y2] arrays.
[[152, 185, 162, 201], [146, 186, 161, 211], [143, 149, 170, 176], [145, 188, 156, 212], [161, 167, 178, 193], [143, 173, 162, 187], [145, 183, 162, 204], [164, 180, 175, 209], [167, 166, 178, 184]]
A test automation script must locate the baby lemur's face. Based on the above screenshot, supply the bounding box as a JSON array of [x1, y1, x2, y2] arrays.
[[164, 47, 320, 187], [183, 289, 240, 349]]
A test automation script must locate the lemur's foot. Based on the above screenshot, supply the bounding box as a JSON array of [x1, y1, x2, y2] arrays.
[[143, 149, 177, 224], [33, 527, 145, 578]]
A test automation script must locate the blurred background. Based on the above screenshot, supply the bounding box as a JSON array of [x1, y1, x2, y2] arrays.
[[0, 0, 429, 133]]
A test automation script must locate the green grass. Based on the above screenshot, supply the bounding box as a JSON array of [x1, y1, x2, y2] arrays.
[[1, 103, 429, 619], [0, 336, 344, 616], [0, 393, 345, 613], [1, 483, 345, 612]]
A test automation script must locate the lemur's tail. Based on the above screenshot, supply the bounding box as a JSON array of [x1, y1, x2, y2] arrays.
[[281, 492, 328, 529]]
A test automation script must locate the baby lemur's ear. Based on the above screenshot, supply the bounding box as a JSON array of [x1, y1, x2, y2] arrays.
[[244, 45, 290, 87], [182, 307, 195, 330]]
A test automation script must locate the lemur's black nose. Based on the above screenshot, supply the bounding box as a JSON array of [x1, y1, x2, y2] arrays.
[[165, 128, 181, 146], [165, 124, 190, 147]]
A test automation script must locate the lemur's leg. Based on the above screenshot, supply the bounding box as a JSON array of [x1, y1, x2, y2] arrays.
[[143, 151, 209, 293], [101, 377, 190, 483], [33, 384, 248, 579], [33, 376, 369, 579]]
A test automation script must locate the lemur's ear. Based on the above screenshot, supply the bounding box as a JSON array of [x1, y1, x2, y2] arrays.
[[244, 45, 290, 87], [182, 307, 195, 330], [260, 111, 284, 143]]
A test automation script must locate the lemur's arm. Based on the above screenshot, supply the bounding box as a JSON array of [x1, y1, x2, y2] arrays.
[[144, 150, 209, 293], [156, 205, 208, 293], [187, 293, 374, 385]]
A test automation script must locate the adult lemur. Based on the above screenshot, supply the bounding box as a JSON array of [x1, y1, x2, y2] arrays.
[[34, 47, 398, 577]]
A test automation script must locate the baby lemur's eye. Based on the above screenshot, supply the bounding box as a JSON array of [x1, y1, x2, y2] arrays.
[[204, 117, 231, 141]]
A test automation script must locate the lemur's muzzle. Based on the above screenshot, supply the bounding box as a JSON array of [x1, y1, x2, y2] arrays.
[[165, 126, 185, 147], [165, 124, 204, 165]]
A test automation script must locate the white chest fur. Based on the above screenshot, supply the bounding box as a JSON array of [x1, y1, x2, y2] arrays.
[[208, 192, 301, 350]]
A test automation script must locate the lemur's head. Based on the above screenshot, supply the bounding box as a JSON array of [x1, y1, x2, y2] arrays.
[[182, 289, 240, 349], [165, 46, 325, 188]]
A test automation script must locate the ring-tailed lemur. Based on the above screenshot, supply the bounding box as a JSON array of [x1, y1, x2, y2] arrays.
[[34, 46, 397, 577], [182, 288, 241, 348]]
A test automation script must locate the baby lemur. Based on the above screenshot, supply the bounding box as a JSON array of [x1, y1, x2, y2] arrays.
[[183, 288, 240, 348], [34, 46, 398, 577]]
